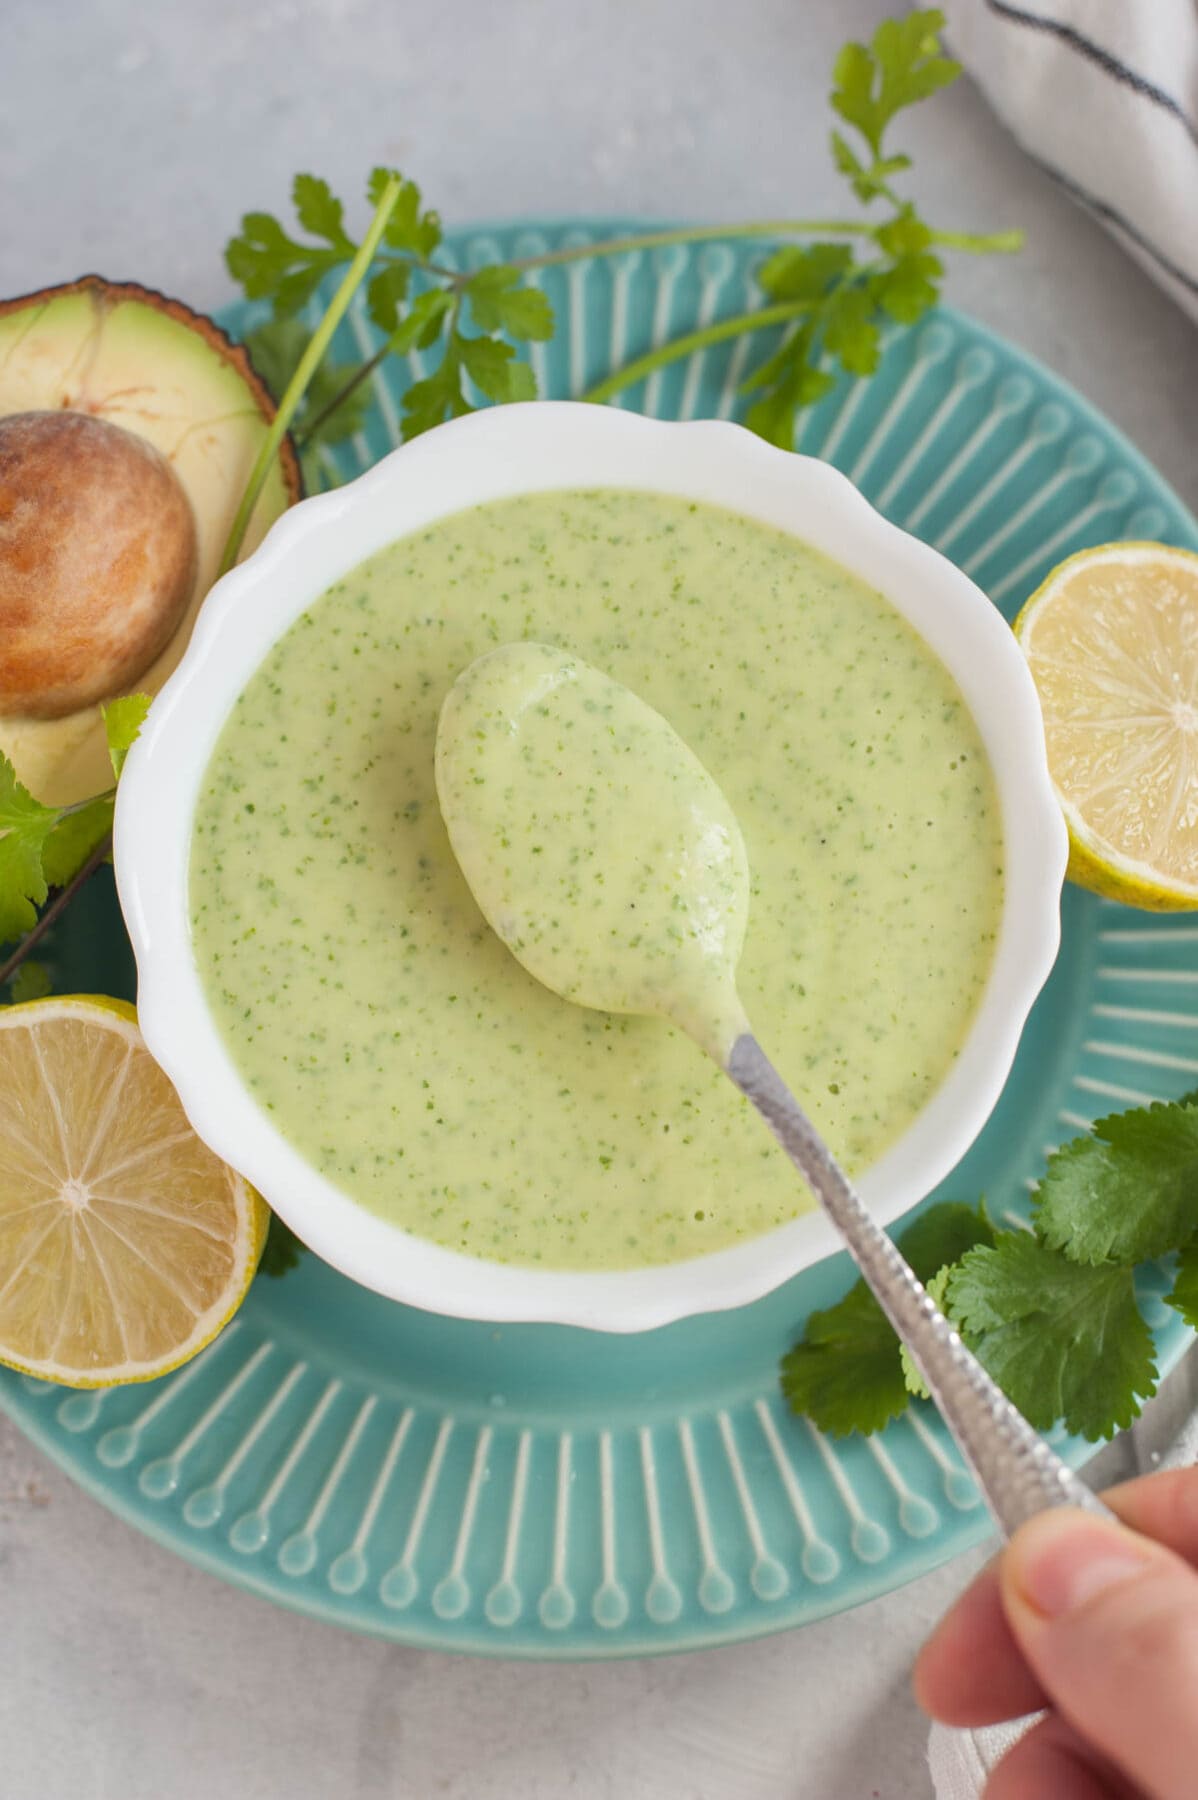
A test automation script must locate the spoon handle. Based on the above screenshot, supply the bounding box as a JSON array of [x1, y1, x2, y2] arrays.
[[727, 1034, 1115, 1537]]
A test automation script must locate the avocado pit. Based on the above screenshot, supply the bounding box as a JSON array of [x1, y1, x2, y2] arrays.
[[0, 409, 198, 719]]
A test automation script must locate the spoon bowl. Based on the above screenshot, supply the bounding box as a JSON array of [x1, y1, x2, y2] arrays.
[[435, 641, 751, 1059]]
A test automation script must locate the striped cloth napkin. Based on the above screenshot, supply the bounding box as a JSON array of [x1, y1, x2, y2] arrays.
[[940, 0, 1198, 322]]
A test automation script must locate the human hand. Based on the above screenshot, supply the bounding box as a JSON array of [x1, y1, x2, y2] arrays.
[[914, 1467, 1198, 1798]]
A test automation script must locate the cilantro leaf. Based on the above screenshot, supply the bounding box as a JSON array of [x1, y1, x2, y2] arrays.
[[1035, 1100, 1198, 1266], [505, 360, 538, 403], [40, 798, 113, 890], [739, 328, 811, 399], [458, 333, 537, 404], [946, 1234, 1157, 1439], [1168, 1240, 1198, 1329], [367, 262, 411, 334], [276, 264, 337, 320], [831, 42, 882, 157], [224, 210, 311, 302], [291, 175, 353, 254], [0, 838, 45, 944], [744, 355, 836, 449], [871, 249, 943, 324], [246, 319, 370, 489], [244, 317, 306, 400], [401, 346, 472, 440], [830, 130, 874, 202], [822, 285, 882, 375], [782, 1278, 906, 1437], [258, 1213, 308, 1278], [874, 209, 934, 258], [0, 755, 55, 841], [228, 169, 493, 454], [757, 242, 854, 303], [833, 10, 959, 160], [832, 131, 913, 203], [901, 1266, 950, 1399], [874, 13, 960, 118], [8, 960, 51, 1003], [867, 209, 944, 321], [0, 755, 57, 944], [465, 266, 555, 341], [366, 169, 442, 258], [780, 1201, 994, 1436], [898, 1202, 998, 1275], [0, 719, 134, 949], [224, 207, 341, 319], [228, 171, 404, 321], [102, 694, 151, 780], [227, 169, 447, 373], [390, 288, 454, 355]]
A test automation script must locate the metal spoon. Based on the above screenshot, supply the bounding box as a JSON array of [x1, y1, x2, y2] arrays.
[[436, 642, 1113, 1535], [724, 1034, 1112, 1532]]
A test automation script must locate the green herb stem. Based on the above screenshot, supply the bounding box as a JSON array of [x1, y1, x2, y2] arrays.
[[512, 221, 877, 272], [0, 831, 113, 990], [301, 225, 1019, 453], [580, 300, 814, 405], [296, 340, 390, 448], [58, 787, 116, 820], [509, 219, 1022, 273], [930, 226, 1024, 254], [218, 175, 406, 576], [407, 255, 465, 284]]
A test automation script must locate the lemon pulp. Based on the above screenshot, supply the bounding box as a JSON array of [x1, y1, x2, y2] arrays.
[[0, 996, 267, 1387], [1016, 541, 1198, 911]]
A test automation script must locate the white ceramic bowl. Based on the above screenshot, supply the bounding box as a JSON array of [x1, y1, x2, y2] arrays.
[[115, 402, 1067, 1333]]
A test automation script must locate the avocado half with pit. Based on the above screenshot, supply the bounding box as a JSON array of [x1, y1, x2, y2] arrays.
[[0, 276, 302, 804]]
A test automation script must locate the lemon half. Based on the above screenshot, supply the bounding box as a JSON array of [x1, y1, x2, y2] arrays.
[[0, 996, 267, 1387], [1015, 541, 1198, 911]]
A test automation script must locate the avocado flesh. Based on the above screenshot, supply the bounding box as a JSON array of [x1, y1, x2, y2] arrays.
[[0, 280, 300, 803]]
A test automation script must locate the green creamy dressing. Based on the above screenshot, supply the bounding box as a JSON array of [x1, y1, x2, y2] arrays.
[[435, 642, 752, 1061], [190, 490, 1004, 1271]]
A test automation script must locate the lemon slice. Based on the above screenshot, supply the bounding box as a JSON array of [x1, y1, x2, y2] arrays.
[[1015, 541, 1198, 911], [0, 995, 267, 1387]]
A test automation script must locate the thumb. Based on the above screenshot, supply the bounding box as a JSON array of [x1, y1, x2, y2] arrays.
[[1000, 1507, 1198, 1800]]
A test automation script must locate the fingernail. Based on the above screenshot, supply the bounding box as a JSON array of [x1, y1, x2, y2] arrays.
[[1010, 1511, 1152, 1619]]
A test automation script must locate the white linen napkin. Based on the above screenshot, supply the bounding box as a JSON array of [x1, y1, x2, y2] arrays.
[[938, 0, 1198, 322], [926, 1405, 1198, 1798]]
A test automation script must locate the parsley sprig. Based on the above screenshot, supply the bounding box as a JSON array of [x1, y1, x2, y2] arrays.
[[782, 1096, 1198, 1443], [225, 166, 553, 475], [226, 10, 1018, 478], [259, 1214, 308, 1278], [0, 696, 150, 994]]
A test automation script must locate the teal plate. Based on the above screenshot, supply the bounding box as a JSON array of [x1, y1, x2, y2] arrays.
[[2, 221, 1196, 1657]]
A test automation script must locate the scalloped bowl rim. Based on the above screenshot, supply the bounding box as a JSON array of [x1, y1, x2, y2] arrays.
[[114, 402, 1066, 1333]]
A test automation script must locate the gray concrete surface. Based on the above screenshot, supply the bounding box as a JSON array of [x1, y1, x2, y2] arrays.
[[1, 2, 1195, 1795]]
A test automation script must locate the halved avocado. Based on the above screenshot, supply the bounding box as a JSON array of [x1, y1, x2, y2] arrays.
[[0, 276, 302, 803]]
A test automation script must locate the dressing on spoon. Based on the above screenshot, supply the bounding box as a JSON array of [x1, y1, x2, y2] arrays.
[[436, 640, 1116, 1540], [434, 641, 751, 1062]]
